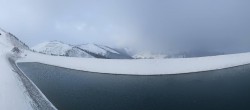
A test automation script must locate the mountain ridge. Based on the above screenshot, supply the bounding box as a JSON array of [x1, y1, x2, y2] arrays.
[[33, 41, 133, 59], [0, 28, 29, 50]]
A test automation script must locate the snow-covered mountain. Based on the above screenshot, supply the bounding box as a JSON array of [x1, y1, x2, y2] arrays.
[[33, 41, 132, 59], [77, 43, 132, 59], [32, 41, 93, 58], [1, 27, 223, 60], [0, 28, 29, 50], [32, 41, 72, 55], [0, 28, 56, 110]]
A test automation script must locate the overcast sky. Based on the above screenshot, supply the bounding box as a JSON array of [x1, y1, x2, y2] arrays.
[[0, 0, 250, 53]]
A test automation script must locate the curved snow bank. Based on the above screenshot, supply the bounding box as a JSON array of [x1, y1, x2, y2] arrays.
[[17, 51, 250, 75]]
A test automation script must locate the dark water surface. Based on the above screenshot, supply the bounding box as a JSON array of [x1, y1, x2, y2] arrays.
[[18, 63, 250, 110]]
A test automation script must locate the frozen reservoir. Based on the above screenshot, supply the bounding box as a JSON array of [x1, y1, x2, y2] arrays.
[[18, 62, 250, 110]]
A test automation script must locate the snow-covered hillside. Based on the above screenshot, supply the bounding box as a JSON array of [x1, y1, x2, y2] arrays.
[[77, 43, 132, 59], [33, 41, 132, 59], [0, 28, 55, 110], [78, 43, 118, 56], [0, 29, 33, 109], [32, 41, 93, 58], [32, 41, 72, 55], [0, 46, 33, 110], [0, 28, 29, 50]]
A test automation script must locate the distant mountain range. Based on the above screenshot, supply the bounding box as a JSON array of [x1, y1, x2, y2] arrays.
[[0, 27, 224, 59], [32, 41, 132, 59]]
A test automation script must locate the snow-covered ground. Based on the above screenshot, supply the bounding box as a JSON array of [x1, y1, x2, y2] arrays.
[[0, 46, 34, 110], [18, 50, 250, 75], [0, 29, 55, 110]]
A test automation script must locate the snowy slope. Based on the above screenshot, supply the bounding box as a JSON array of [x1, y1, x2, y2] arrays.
[[95, 44, 120, 54], [32, 41, 72, 55], [0, 29, 33, 110], [0, 47, 33, 110], [77, 43, 114, 56], [77, 43, 132, 59], [18, 50, 250, 75], [0, 28, 56, 110], [32, 41, 93, 58], [0, 28, 29, 50], [33, 41, 132, 59], [66, 46, 93, 58]]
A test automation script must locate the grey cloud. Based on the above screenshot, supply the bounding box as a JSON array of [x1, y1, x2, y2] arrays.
[[0, 0, 250, 53]]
